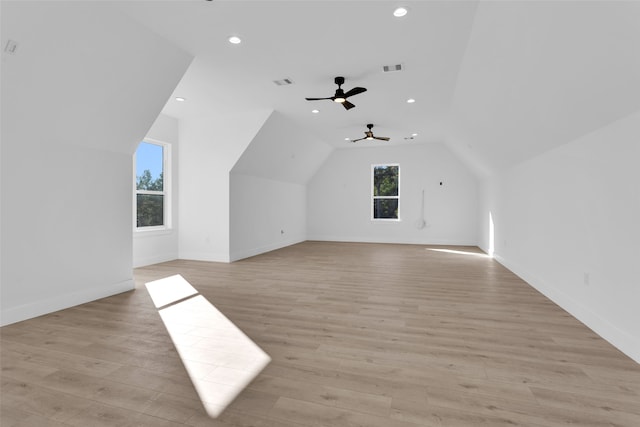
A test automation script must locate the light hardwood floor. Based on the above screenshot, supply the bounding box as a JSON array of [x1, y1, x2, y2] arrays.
[[1, 241, 639, 426]]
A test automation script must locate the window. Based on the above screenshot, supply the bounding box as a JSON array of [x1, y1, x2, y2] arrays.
[[372, 164, 400, 220], [135, 140, 169, 230]]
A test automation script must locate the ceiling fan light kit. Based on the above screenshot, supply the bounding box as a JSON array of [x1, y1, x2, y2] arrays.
[[305, 76, 367, 111], [350, 124, 390, 143], [393, 7, 408, 18]]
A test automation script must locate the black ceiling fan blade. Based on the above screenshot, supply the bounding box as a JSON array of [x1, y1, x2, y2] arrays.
[[343, 87, 367, 98], [350, 137, 366, 143], [305, 97, 334, 101], [342, 100, 356, 110], [374, 136, 390, 141]]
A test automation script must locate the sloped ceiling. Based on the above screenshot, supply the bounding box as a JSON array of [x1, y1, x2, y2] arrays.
[[2, 1, 193, 155], [231, 111, 333, 184], [113, 0, 640, 176], [449, 1, 640, 173]]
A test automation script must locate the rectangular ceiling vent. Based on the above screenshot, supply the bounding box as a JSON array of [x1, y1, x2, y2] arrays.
[[383, 64, 403, 73], [273, 78, 294, 86]]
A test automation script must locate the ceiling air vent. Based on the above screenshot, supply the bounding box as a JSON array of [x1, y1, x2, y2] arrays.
[[383, 64, 403, 73], [273, 78, 294, 86]]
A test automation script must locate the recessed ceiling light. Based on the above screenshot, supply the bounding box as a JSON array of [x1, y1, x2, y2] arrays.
[[393, 7, 408, 17], [412, 133, 418, 136], [228, 36, 242, 44], [175, 97, 186, 102], [312, 109, 320, 114], [407, 98, 416, 103], [344, 137, 350, 141]]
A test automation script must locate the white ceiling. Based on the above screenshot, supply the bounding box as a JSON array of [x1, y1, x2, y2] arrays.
[[115, 0, 640, 175]]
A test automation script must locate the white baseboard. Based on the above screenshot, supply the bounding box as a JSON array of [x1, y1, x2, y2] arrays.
[[306, 235, 478, 246], [229, 237, 306, 262], [133, 253, 179, 268], [494, 253, 639, 364], [183, 238, 478, 263], [178, 251, 230, 263], [1, 279, 135, 327]]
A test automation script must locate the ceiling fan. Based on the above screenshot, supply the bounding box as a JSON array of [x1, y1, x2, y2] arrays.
[[305, 76, 367, 110], [349, 124, 390, 143]]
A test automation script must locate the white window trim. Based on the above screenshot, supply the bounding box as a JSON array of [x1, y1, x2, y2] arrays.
[[371, 163, 400, 222], [133, 138, 172, 232]]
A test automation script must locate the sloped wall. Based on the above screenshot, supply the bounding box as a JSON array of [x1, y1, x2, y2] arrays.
[[0, 2, 192, 325], [478, 111, 640, 362]]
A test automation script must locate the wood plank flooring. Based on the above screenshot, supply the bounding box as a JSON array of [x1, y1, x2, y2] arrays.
[[1, 241, 639, 426]]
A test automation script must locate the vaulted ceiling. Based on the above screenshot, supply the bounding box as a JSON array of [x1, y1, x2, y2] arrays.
[[115, 0, 640, 176]]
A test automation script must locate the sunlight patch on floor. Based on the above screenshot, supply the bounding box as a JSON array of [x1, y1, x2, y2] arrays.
[[145, 274, 198, 308], [145, 275, 271, 418], [426, 248, 489, 257]]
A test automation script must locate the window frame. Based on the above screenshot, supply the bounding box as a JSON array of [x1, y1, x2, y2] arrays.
[[371, 163, 400, 221], [133, 138, 171, 232]]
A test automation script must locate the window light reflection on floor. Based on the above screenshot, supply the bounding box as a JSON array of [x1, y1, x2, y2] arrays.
[[145, 275, 271, 418], [426, 248, 489, 257]]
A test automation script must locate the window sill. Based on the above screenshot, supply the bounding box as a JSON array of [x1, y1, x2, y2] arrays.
[[134, 227, 174, 238]]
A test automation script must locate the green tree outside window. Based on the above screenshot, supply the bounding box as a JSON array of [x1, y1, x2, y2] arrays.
[[373, 165, 399, 219], [135, 141, 165, 228]]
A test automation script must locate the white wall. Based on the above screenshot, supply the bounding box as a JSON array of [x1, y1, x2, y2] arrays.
[[229, 111, 332, 260], [229, 174, 306, 261], [307, 143, 478, 245], [478, 111, 640, 363], [0, 3, 192, 325], [178, 109, 272, 262], [133, 114, 180, 268]]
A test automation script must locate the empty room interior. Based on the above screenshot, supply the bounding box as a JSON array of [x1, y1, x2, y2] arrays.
[[1, 1, 639, 426]]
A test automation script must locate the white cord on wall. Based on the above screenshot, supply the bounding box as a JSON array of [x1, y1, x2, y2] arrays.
[[415, 189, 427, 229]]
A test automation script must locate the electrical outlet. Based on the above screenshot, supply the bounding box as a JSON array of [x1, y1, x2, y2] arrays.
[[4, 40, 18, 55]]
